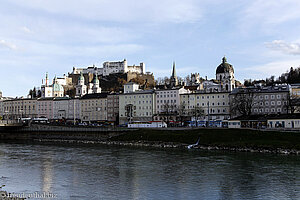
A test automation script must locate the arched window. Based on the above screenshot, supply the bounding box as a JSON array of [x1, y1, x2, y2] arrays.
[[225, 84, 228, 91]]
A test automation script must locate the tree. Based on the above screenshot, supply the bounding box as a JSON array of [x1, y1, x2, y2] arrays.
[[176, 102, 187, 126], [125, 104, 133, 123], [285, 94, 300, 114], [230, 89, 255, 117], [159, 102, 177, 125], [189, 106, 204, 127]]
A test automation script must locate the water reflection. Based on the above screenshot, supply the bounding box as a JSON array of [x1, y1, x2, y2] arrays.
[[0, 143, 299, 200], [41, 154, 53, 193]]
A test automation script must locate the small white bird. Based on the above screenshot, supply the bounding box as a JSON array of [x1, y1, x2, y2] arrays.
[[187, 137, 200, 149]]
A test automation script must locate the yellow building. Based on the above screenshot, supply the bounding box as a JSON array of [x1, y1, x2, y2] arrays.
[[180, 91, 230, 122]]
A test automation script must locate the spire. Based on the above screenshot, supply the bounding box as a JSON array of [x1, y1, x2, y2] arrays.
[[79, 72, 84, 81], [170, 61, 178, 87], [93, 73, 99, 84], [45, 72, 49, 86], [172, 61, 177, 78], [222, 56, 227, 63]]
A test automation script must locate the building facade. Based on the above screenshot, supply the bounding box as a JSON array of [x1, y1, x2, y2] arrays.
[[37, 97, 54, 119], [72, 59, 145, 77], [180, 91, 231, 121], [80, 93, 108, 123], [52, 97, 81, 120], [119, 90, 155, 124], [230, 85, 289, 117], [2, 98, 37, 120], [107, 93, 119, 124]]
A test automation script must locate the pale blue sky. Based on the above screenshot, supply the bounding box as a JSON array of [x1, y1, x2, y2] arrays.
[[1, 0, 300, 97]]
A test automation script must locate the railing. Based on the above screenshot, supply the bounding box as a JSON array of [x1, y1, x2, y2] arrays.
[[12, 124, 135, 133], [0, 120, 22, 124]]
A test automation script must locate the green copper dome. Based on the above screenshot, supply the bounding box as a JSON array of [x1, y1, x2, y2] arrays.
[[216, 56, 234, 74], [53, 76, 64, 92]]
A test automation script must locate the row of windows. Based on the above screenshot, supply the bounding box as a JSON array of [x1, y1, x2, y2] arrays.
[[182, 101, 228, 106], [125, 95, 151, 99], [253, 108, 285, 113], [157, 94, 177, 98], [124, 100, 152, 105], [256, 94, 284, 99], [254, 101, 284, 106], [157, 99, 177, 104], [182, 95, 227, 100], [157, 91, 177, 94], [157, 105, 177, 109], [123, 112, 152, 117]]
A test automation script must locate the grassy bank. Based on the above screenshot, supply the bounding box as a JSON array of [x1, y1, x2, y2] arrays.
[[110, 128, 300, 150]]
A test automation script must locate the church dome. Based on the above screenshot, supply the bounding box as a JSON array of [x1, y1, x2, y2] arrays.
[[53, 83, 64, 92], [216, 56, 234, 74], [53, 76, 64, 92]]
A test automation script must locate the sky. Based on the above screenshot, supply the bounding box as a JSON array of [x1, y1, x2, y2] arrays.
[[1, 0, 300, 97]]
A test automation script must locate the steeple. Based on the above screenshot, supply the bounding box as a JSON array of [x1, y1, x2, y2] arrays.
[[92, 74, 101, 93], [170, 61, 178, 88], [78, 72, 85, 86], [222, 56, 227, 63], [172, 61, 177, 78], [45, 72, 49, 86]]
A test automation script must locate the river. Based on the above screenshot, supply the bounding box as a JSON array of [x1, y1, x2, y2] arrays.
[[0, 142, 299, 200]]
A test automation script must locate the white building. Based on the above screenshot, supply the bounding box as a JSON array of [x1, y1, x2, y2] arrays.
[[119, 83, 156, 124], [52, 76, 64, 97], [124, 82, 140, 93], [41, 73, 53, 98], [180, 91, 231, 122], [37, 97, 54, 119], [215, 56, 235, 92], [155, 87, 189, 114], [71, 59, 145, 77], [76, 72, 87, 97], [52, 97, 81, 120]]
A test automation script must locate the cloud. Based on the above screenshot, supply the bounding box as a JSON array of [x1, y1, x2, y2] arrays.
[[7, 0, 202, 23], [21, 26, 33, 33], [243, 0, 300, 25], [0, 39, 17, 50], [243, 59, 300, 79], [265, 40, 300, 55], [238, 0, 300, 35]]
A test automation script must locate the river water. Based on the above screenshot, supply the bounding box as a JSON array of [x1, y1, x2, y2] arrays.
[[0, 142, 299, 200]]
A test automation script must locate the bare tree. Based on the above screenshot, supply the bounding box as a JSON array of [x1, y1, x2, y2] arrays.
[[230, 89, 256, 117], [189, 106, 204, 127], [285, 94, 300, 114], [159, 102, 177, 125], [176, 102, 187, 126]]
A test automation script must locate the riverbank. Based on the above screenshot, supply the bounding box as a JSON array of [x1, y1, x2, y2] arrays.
[[1, 126, 300, 154], [28, 127, 300, 154]]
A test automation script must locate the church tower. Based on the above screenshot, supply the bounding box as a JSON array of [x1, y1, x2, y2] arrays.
[[92, 74, 102, 94], [216, 56, 235, 91], [170, 61, 178, 88], [76, 72, 87, 97], [41, 72, 53, 98]]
